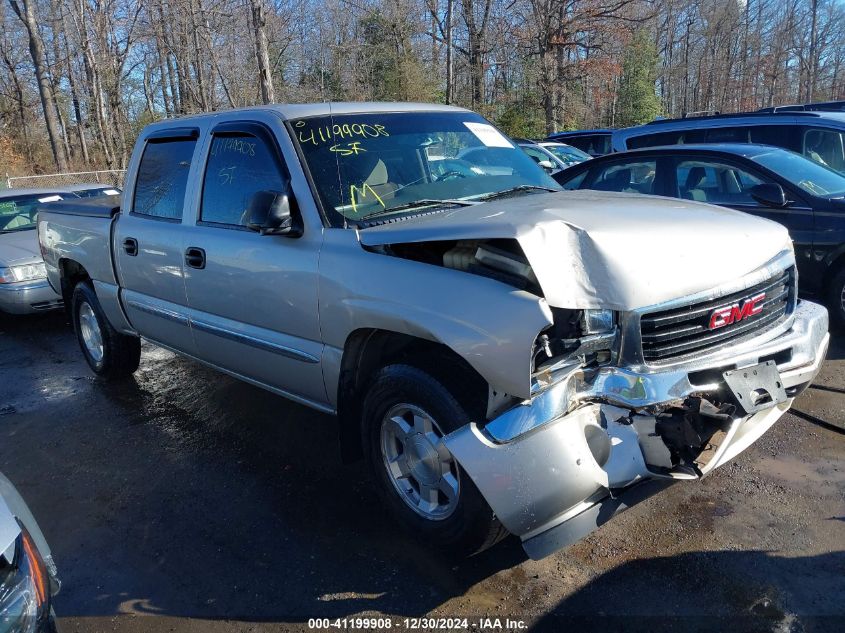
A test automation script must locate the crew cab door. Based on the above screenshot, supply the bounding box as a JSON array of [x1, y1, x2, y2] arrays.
[[181, 120, 326, 407], [669, 156, 815, 267], [114, 129, 198, 353]]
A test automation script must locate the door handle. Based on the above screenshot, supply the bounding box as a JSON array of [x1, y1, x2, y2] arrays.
[[122, 237, 138, 256], [185, 247, 206, 270]]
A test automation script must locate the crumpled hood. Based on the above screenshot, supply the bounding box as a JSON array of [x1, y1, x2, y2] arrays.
[[0, 229, 42, 267], [358, 190, 793, 310]]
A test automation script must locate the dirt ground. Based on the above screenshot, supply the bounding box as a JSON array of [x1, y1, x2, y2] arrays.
[[1, 311, 843, 633]]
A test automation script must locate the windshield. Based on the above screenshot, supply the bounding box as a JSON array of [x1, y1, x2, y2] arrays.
[[291, 111, 559, 226], [752, 149, 845, 198], [543, 144, 591, 166], [0, 193, 71, 233]]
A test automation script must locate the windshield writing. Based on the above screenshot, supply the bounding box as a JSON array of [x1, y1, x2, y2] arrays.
[[291, 112, 559, 227]]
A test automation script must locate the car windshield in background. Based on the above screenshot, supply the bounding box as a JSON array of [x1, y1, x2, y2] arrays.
[[291, 112, 559, 226], [753, 149, 845, 198], [0, 193, 69, 233]]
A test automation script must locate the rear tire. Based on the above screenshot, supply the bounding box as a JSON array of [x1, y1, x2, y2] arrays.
[[71, 281, 140, 379], [826, 266, 845, 330], [362, 364, 508, 557]]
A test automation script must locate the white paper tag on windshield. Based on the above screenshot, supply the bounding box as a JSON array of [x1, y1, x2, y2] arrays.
[[37, 195, 62, 203], [103, 189, 120, 195], [463, 122, 513, 148]]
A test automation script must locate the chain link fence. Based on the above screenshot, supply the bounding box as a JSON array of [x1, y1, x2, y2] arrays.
[[4, 170, 126, 190]]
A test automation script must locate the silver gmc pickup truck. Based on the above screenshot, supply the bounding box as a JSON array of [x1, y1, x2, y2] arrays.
[[37, 103, 830, 559]]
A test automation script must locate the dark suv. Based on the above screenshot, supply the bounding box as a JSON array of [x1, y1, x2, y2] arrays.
[[554, 143, 845, 326], [613, 103, 845, 176], [545, 129, 614, 156]]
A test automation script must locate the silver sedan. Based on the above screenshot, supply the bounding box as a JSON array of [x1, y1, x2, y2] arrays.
[[0, 186, 119, 315]]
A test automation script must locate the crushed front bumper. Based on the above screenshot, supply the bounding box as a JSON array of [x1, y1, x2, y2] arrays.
[[444, 300, 829, 559], [0, 279, 63, 314]]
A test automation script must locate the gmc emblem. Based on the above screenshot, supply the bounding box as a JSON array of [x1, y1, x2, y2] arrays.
[[708, 293, 766, 330]]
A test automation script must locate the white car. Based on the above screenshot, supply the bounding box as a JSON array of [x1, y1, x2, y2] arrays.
[[517, 139, 592, 173]]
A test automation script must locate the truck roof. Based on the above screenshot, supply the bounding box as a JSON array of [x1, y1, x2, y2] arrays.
[[147, 102, 471, 126]]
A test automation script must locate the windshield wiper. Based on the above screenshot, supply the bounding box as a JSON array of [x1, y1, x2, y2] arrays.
[[359, 198, 477, 221], [476, 184, 559, 202]]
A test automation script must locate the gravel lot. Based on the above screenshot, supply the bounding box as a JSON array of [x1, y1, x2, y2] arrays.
[[1, 311, 843, 633]]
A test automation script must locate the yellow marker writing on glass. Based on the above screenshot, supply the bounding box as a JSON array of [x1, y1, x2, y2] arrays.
[[350, 183, 385, 213]]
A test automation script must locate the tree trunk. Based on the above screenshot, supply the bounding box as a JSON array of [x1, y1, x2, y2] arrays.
[[251, 0, 275, 104], [62, 10, 90, 165], [445, 0, 453, 104], [9, 0, 69, 171]]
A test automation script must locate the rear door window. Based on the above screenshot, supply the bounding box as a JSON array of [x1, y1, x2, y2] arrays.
[[626, 131, 684, 149], [586, 160, 658, 194], [133, 138, 196, 220], [803, 128, 845, 173], [749, 125, 797, 149], [704, 127, 751, 143], [675, 159, 768, 205]]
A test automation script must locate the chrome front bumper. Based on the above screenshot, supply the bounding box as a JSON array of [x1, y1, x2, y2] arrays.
[[444, 300, 829, 559], [0, 279, 63, 314]]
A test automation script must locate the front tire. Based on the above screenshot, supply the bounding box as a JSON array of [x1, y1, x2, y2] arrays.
[[827, 266, 845, 330], [362, 364, 507, 556], [71, 281, 140, 379]]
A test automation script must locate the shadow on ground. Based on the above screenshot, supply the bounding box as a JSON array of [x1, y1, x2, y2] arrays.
[[532, 550, 845, 632]]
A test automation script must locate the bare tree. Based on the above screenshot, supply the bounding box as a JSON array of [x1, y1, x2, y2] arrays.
[[9, 0, 68, 170], [251, 0, 275, 104]]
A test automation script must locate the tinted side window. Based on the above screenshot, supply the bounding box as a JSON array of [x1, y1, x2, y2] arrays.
[[750, 125, 792, 148], [675, 159, 767, 205], [201, 133, 286, 226], [803, 128, 845, 173], [587, 160, 657, 194], [133, 139, 196, 219], [558, 170, 587, 190], [704, 127, 750, 142], [627, 131, 683, 149], [566, 135, 610, 156]]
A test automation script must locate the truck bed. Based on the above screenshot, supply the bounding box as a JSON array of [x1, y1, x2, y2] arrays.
[[37, 198, 120, 291], [38, 194, 121, 218]]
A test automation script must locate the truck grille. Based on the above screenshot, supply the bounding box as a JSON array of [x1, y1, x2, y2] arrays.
[[640, 267, 794, 363]]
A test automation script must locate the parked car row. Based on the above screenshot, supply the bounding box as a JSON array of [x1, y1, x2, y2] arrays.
[[0, 185, 120, 315], [547, 101, 845, 172], [514, 139, 592, 173], [547, 102, 845, 327], [32, 102, 827, 564]]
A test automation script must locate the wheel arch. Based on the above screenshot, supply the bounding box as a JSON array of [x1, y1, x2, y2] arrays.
[[336, 328, 491, 463], [58, 258, 92, 318]]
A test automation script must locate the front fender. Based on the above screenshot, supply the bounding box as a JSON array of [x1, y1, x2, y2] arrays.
[[318, 229, 553, 400]]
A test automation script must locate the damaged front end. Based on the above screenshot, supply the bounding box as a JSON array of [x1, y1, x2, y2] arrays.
[[443, 259, 830, 560]]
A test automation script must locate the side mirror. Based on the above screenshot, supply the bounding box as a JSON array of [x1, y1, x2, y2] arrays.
[[246, 189, 303, 237], [750, 183, 789, 208], [538, 159, 556, 172]]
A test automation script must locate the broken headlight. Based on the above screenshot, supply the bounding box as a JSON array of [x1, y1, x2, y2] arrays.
[[581, 309, 616, 334], [0, 526, 53, 633]]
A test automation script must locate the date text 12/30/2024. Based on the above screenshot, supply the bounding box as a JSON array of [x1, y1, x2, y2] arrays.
[[307, 618, 528, 630]]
